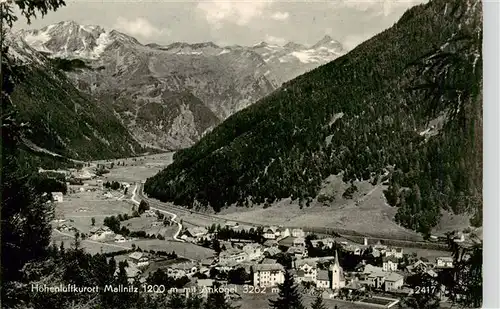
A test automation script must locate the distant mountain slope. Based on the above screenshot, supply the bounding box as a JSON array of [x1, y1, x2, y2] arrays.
[[18, 22, 346, 149], [6, 35, 145, 161], [144, 0, 482, 237]]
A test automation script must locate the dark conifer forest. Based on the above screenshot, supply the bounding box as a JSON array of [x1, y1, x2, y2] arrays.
[[144, 0, 482, 236]]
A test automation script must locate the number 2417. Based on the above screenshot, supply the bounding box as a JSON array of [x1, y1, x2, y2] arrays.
[[415, 286, 437, 294]]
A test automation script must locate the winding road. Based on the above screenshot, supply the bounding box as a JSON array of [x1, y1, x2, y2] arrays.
[[130, 183, 184, 242]]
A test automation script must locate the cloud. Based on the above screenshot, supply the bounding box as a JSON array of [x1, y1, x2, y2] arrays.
[[338, 0, 427, 17], [197, 0, 273, 28], [265, 34, 286, 45], [270, 11, 289, 21], [113, 17, 164, 39]]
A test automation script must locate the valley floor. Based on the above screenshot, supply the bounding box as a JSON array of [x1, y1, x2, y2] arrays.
[[91, 152, 470, 240]]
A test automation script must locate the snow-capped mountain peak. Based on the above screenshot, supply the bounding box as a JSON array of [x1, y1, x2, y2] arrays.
[[16, 20, 140, 59], [311, 35, 343, 52]]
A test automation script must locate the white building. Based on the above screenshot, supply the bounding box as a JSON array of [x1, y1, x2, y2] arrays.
[[436, 257, 454, 268], [277, 227, 291, 239], [114, 234, 126, 243], [89, 226, 115, 241], [167, 263, 198, 279], [51, 192, 64, 202], [242, 243, 262, 261], [382, 256, 399, 272], [291, 228, 305, 238], [264, 227, 278, 240], [253, 264, 285, 288], [316, 270, 330, 289], [293, 237, 306, 247], [384, 273, 404, 291], [219, 249, 248, 263], [128, 252, 150, 267], [185, 227, 208, 239], [330, 251, 346, 290], [296, 260, 317, 282], [385, 247, 403, 259]]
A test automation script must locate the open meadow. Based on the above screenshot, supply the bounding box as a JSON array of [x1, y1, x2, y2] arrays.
[[53, 190, 134, 234], [131, 239, 215, 261]]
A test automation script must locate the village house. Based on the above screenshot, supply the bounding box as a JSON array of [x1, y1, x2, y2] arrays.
[[128, 252, 150, 267], [264, 227, 278, 240], [253, 263, 285, 288], [406, 260, 430, 273], [51, 192, 64, 203], [184, 227, 208, 239], [373, 241, 388, 253], [435, 256, 454, 268], [73, 170, 95, 181], [144, 210, 158, 218], [291, 228, 306, 238], [219, 248, 247, 263], [294, 253, 345, 290], [114, 234, 126, 243], [224, 221, 239, 228], [277, 227, 291, 239], [196, 279, 214, 298], [114, 263, 141, 284], [361, 265, 386, 289], [385, 247, 404, 259], [167, 262, 198, 279], [293, 237, 306, 247], [295, 260, 318, 282], [316, 270, 330, 289], [261, 258, 278, 265], [343, 244, 364, 255], [121, 182, 131, 188], [384, 273, 404, 291], [263, 239, 279, 247], [231, 225, 254, 233], [287, 246, 307, 258], [264, 246, 282, 257], [370, 248, 382, 258], [242, 243, 263, 261], [57, 223, 78, 233], [215, 260, 240, 272], [382, 256, 399, 272], [89, 226, 115, 241]]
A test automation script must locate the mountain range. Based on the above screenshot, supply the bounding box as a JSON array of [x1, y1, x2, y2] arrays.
[[15, 22, 346, 150], [144, 0, 483, 236], [5, 33, 145, 161]]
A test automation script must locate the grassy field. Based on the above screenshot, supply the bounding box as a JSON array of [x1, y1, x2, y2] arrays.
[[131, 239, 215, 261], [89, 153, 470, 241], [51, 230, 131, 255], [217, 184, 420, 239], [96, 153, 173, 183], [54, 190, 134, 234]]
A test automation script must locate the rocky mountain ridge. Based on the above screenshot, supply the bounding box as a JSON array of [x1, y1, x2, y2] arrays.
[[17, 21, 346, 149], [5, 33, 145, 161]]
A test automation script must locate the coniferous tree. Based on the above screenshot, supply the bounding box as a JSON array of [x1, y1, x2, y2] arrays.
[[310, 292, 327, 309], [185, 294, 204, 309], [167, 292, 186, 309], [269, 269, 305, 309], [204, 288, 238, 309]]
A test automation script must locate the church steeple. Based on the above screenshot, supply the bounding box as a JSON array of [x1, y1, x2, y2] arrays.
[[334, 250, 340, 267]]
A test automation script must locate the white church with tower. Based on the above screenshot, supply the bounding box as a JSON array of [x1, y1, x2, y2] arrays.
[[293, 250, 345, 290]]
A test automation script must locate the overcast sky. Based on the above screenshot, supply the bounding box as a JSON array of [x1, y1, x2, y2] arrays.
[[14, 0, 428, 49]]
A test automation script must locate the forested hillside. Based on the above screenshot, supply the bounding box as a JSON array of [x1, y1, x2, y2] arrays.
[[6, 36, 145, 161], [144, 0, 482, 236]]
